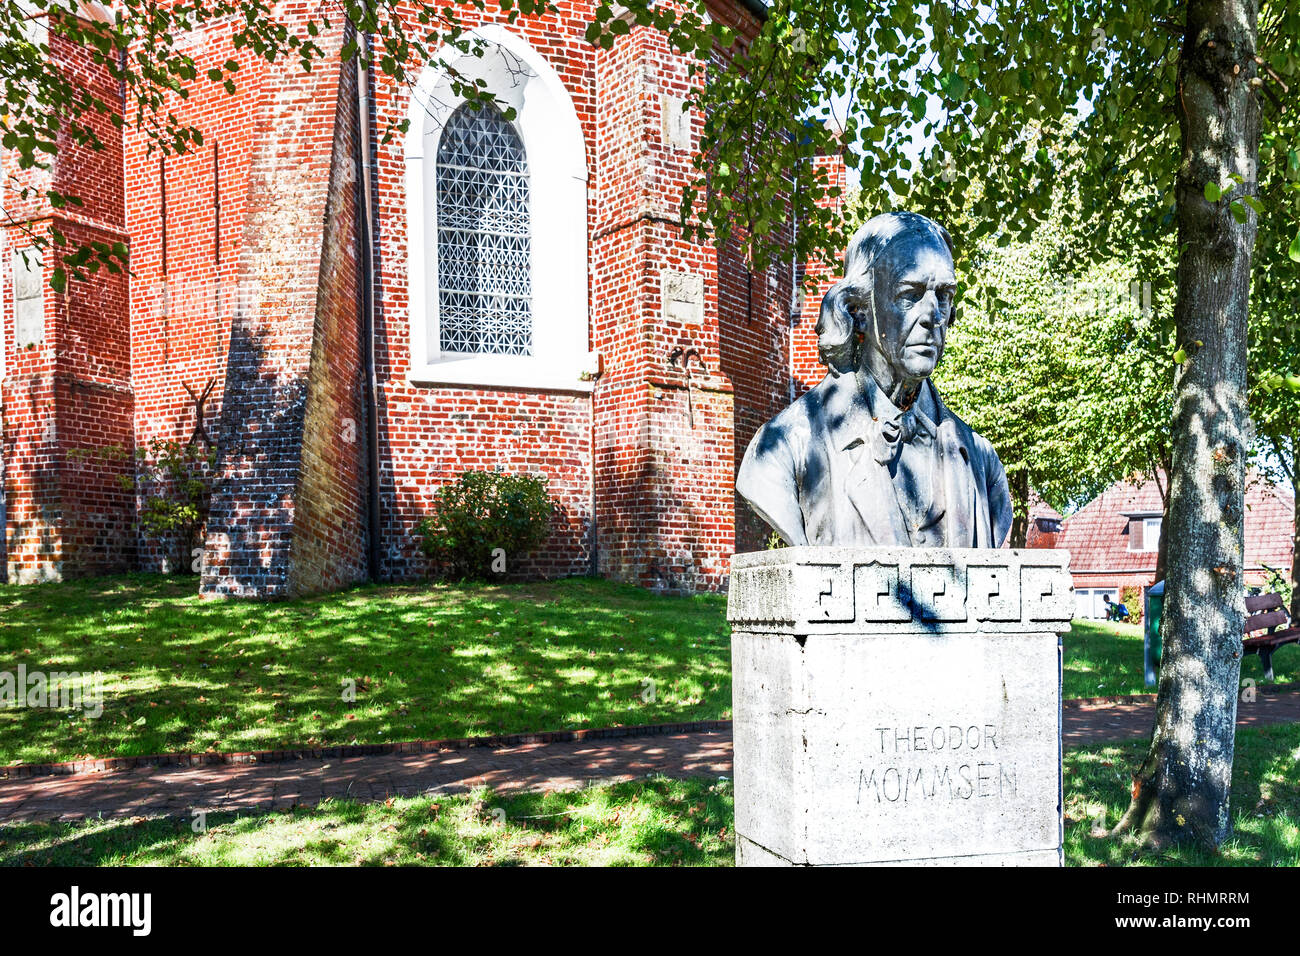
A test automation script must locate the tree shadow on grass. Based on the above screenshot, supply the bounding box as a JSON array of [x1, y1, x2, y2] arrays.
[[0, 575, 732, 765], [0, 777, 735, 867], [1064, 724, 1300, 866]]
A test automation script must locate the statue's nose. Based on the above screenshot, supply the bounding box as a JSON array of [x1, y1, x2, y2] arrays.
[[919, 292, 941, 327]]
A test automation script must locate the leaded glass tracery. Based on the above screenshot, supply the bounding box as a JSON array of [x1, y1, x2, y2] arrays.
[[436, 102, 532, 356]]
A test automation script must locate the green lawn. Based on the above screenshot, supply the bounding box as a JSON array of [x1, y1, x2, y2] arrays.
[[0, 574, 730, 766], [1064, 620, 1148, 698], [4, 725, 1296, 867], [2, 574, 1297, 767], [1065, 723, 1300, 866], [0, 776, 737, 867], [1064, 619, 1300, 698]]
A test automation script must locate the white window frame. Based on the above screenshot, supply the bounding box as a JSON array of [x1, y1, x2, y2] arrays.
[[405, 25, 593, 393], [1141, 516, 1162, 553]]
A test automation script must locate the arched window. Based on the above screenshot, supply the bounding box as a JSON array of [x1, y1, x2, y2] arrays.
[[405, 26, 592, 392], [435, 102, 532, 356]]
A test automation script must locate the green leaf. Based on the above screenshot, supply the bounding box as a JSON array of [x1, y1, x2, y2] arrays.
[[1290, 230, 1300, 263], [1204, 181, 1221, 202]]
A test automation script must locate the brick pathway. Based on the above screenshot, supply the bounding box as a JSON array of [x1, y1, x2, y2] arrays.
[[0, 734, 733, 824], [3, 690, 1298, 825]]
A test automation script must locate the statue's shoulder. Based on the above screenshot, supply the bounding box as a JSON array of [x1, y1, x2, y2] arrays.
[[752, 375, 838, 443], [784, 374, 847, 430], [741, 375, 843, 478]]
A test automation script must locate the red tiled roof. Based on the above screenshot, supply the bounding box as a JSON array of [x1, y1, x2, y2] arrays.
[[1245, 473, 1296, 573], [1057, 472, 1294, 574]]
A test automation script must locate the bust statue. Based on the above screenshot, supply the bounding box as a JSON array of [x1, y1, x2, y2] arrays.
[[737, 211, 1012, 548]]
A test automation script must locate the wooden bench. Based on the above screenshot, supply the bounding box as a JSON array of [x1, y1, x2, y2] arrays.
[[1244, 593, 1300, 682]]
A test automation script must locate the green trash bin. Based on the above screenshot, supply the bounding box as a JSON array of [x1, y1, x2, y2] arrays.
[[1144, 580, 1165, 687]]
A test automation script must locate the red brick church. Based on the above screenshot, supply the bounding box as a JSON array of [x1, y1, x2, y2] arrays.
[[1, 1, 846, 597]]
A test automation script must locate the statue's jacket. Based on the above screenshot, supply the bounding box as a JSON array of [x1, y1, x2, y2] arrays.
[[737, 369, 1013, 549]]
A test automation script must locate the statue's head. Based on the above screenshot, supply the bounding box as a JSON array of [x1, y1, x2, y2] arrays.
[[815, 211, 957, 387]]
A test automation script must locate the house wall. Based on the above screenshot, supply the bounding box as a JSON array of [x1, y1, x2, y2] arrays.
[[1057, 476, 1294, 618], [1075, 568, 1282, 596]]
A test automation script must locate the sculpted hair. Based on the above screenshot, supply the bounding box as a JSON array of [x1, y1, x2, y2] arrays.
[[815, 211, 955, 374]]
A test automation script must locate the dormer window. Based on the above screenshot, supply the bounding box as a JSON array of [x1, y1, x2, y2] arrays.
[[1125, 513, 1163, 552]]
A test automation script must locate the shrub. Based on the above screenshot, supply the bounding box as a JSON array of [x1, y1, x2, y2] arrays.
[[415, 471, 555, 580]]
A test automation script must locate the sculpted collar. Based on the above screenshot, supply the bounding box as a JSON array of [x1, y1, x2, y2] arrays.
[[828, 370, 942, 466]]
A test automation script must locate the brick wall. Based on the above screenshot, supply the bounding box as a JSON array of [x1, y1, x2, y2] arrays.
[[2, 19, 134, 584], [200, 18, 368, 598], [285, 46, 371, 595], [591, 4, 795, 571], [591, 19, 741, 591], [369, 2, 603, 583], [2, 1, 805, 597], [791, 152, 848, 399], [125, 15, 271, 572]]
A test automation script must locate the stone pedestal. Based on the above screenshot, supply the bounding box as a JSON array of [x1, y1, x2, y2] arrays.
[[727, 547, 1071, 867]]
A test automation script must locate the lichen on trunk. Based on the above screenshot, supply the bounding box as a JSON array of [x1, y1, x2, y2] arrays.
[[1111, 0, 1259, 851]]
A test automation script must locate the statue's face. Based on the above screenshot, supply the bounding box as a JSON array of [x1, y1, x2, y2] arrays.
[[867, 232, 957, 383]]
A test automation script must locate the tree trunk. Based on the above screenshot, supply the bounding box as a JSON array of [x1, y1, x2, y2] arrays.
[[1009, 465, 1030, 549], [1112, 0, 1259, 851]]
